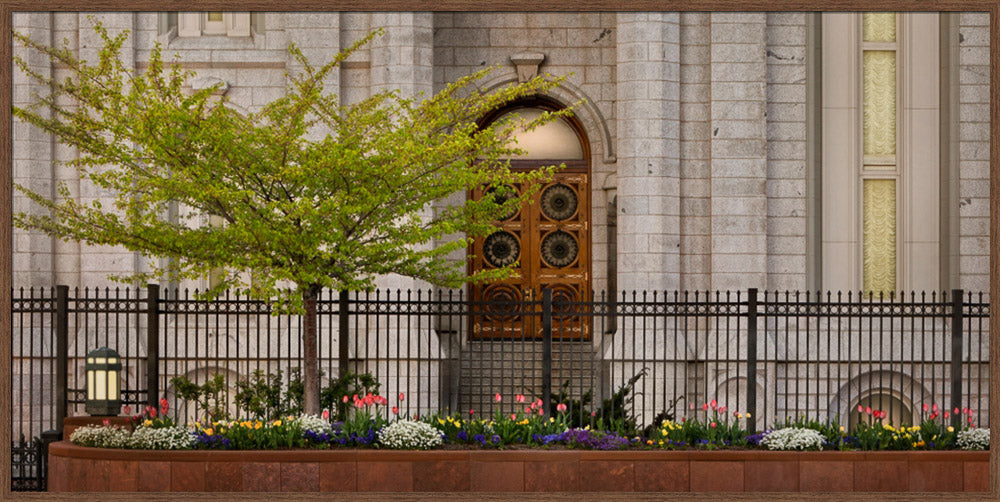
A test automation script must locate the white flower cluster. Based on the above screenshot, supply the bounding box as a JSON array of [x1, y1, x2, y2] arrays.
[[70, 425, 131, 449], [130, 426, 196, 449], [760, 427, 825, 451], [956, 428, 990, 450], [69, 425, 194, 450], [297, 414, 332, 434], [377, 420, 443, 450]]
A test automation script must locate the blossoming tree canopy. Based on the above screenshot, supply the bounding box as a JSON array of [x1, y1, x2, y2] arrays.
[[12, 22, 577, 414]]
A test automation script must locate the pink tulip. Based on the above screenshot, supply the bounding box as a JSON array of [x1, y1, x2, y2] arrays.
[[469, 409, 475, 416], [342, 395, 349, 403], [922, 403, 929, 412], [932, 403, 939, 412], [391, 406, 399, 415], [399, 392, 405, 401], [538, 409, 544, 416], [515, 394, 526, 403], [954, 407, 960, 415], [944, 411, 950, 419], [702, 403, 709, 411], [322, 409, 330, 420], [689, 403, 695, 410], [710, 399, 717, 410], [495, 393, 502, 403], [858, 405, 864, 413], [719, 406, 727, 414], [556, 403, 568, 413], [865, 406, 872, 415], [710, 422, 717, 428], [511, 414, 517, 420]]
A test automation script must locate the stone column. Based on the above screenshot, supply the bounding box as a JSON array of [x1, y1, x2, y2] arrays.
[[615, 13, 681, 294], [13, 13, 55, 287], [76, 13, 138, 287], [709, 13, 768, 290], [370, 12, 435, 294]]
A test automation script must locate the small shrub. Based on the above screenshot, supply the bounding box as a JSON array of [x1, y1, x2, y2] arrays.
[[957, 428, 990, 450], [378, 420, 443, 450], [761, 427, 825, 451], [69, 425, 130, 449], [298, 414, 332, 434], [170, 374, 228, 421], [129, 426, 195, 450]]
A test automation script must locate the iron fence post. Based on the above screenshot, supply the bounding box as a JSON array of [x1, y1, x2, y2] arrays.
[[146, 284, 160, 408], [950, 288, 963, 430], [542, 288, 552, 414], [339, 290, 350, 378], [54, 285, 68, 436], [747, 288, 758, 433]]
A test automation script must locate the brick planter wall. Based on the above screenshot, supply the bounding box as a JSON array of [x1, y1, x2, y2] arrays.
[[47, 441, 989, 493]]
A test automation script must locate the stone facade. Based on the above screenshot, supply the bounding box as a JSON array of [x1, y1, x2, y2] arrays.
[[10, 12, 992, 433]]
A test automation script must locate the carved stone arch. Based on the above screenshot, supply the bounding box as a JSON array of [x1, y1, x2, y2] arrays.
[[477, 71, 615, 165], [828, 369, 929, 427]]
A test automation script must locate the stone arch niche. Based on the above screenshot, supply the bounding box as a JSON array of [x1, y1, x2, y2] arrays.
[[469, 95, 592, 341]]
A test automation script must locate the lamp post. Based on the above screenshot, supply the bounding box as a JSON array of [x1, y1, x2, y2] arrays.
[[85, 347, 121, 416]]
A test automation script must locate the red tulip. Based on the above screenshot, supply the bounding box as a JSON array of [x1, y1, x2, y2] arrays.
[[391, 406, 399, 415], [702, 403, 709, 411]]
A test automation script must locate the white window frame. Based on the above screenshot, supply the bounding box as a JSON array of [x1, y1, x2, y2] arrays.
[[178, 12, 250, 38], [820, 13, 941, 294]]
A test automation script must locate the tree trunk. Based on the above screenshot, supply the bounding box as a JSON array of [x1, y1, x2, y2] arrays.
[[302, 287, 320, 415]]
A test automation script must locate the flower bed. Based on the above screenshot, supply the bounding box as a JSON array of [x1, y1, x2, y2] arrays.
[[47, 441, 989, 492], [52, 394, 990, 492]]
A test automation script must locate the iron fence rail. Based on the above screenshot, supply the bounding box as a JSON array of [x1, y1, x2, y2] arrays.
[[10, 285, 990, 490]]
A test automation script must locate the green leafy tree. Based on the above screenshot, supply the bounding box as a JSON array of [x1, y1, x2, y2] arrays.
[[13, 23, 574, 414]]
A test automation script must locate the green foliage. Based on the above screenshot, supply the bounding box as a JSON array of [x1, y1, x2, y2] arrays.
[[170, 374, 227, 422], [233, 369, 305, 421], [548, 368, 647, 436], [13, 22, 576, 415], [318, 371, 381, 422], [12, 23, 574, 305]]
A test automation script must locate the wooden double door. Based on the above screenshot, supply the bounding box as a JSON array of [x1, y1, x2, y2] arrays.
[[470, 161, 591, 340]]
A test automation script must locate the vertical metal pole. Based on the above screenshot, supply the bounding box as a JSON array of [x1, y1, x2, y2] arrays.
[[146, 284, 160, 408], [746, 288, 758, 433], [339, 290, 350, 378], [950, 288, 963, 430], [541, 288, 553, 414], [54, 285, 68, 435]]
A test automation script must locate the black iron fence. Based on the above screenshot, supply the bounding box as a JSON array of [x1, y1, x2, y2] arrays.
[[11, 285, 990, 490]]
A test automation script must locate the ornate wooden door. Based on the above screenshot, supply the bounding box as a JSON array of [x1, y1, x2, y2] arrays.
[[470, 160, 590, 340]]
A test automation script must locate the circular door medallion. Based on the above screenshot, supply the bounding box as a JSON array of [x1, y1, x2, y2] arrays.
[[482, 284, 522, 322], [487, 185, 519, 221], [540, 183, 578, 221], [540, 230, 579, 268], [483, 231, 520, 268]]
